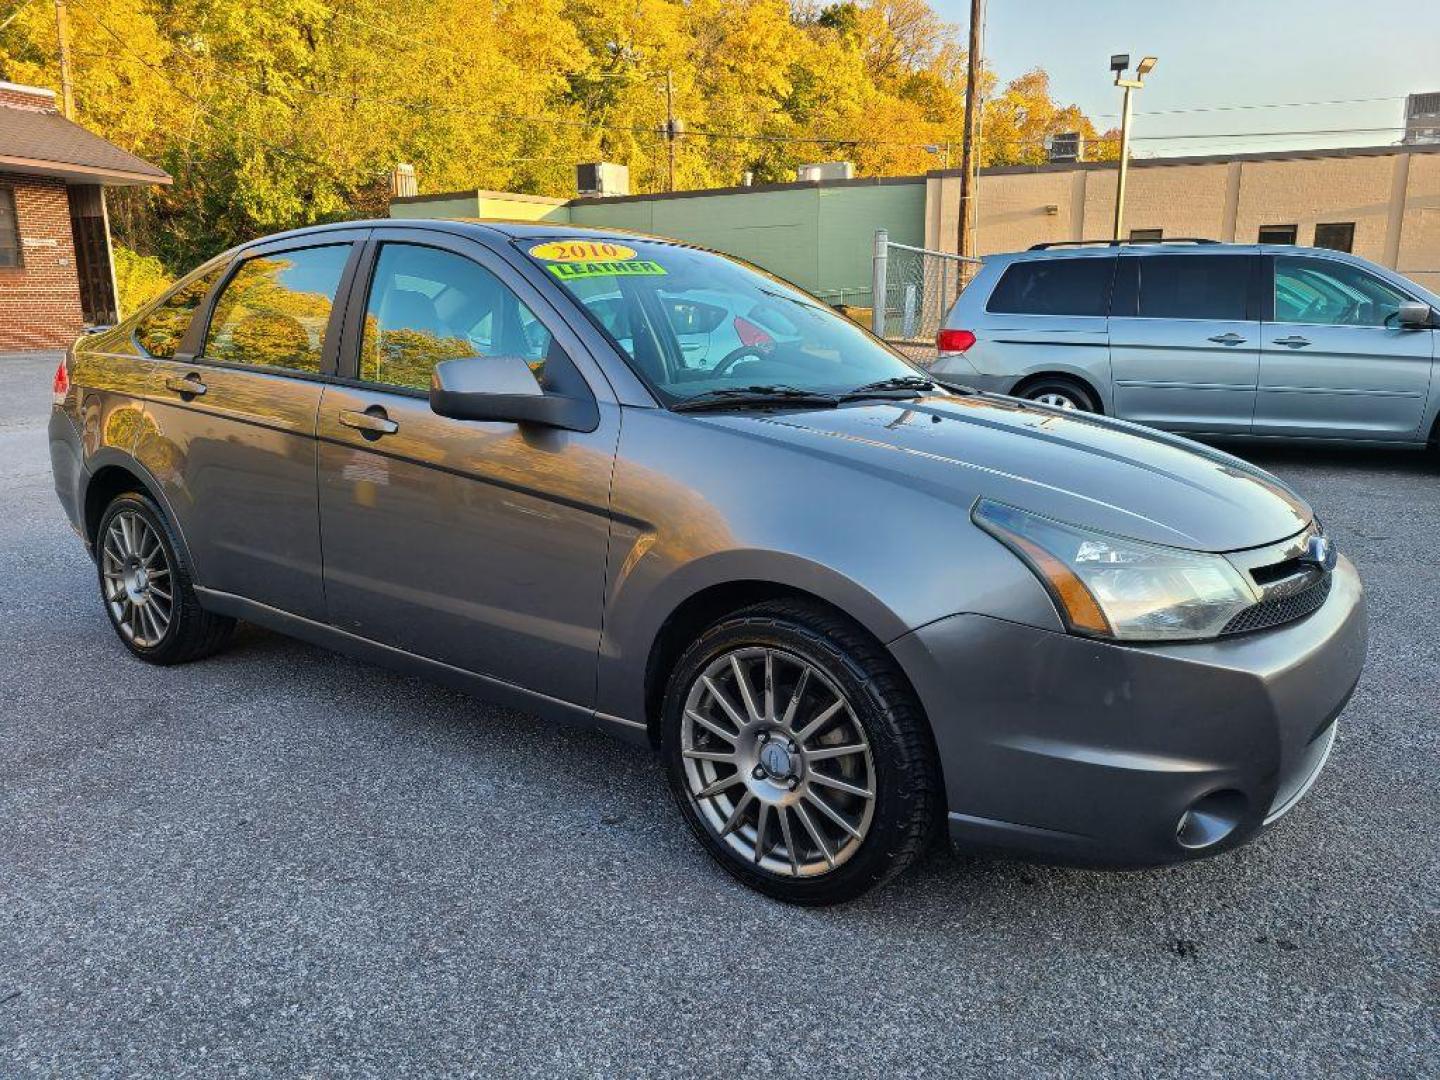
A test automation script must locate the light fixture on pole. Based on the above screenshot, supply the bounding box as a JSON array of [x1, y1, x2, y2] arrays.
[[1110, 53, 1157, 240]]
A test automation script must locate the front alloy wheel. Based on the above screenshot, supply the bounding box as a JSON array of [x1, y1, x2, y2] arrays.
[[680, 647, 876, 877], [663, 600, 940, 904]]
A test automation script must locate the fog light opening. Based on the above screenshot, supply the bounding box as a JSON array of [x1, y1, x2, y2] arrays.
[[1175, 789, 1248, 850]]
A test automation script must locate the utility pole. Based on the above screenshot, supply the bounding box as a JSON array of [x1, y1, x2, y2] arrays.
[[956, 0, 983, 262], [54, 0, 75, 120], [665, 69, 677, 193]]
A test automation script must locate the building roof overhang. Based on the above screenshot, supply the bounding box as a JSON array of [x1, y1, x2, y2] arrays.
[[0, 99, 170, 187]]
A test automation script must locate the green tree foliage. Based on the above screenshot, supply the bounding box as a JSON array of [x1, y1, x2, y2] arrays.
[[0, 0, 1110, 272]]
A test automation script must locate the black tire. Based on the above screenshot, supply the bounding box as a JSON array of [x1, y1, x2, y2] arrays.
[[1018, 376, 1099, 413], [95, 491, 235, 665], [661, 599, 941, 905]]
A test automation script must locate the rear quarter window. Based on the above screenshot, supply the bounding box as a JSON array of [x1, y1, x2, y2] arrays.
[[986, 257, 1115, 317]]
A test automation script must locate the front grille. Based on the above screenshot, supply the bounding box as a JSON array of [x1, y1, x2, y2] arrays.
[[1221, 572, 1332, 636]]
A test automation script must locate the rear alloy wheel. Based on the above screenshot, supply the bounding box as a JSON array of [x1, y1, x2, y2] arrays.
[[96, 492, 234, 665], [1020, 378, 1098, 413], [663, 600, 940, 904]]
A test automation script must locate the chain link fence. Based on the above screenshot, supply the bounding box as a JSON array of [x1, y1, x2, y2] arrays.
[[870, 230, 981, 361]]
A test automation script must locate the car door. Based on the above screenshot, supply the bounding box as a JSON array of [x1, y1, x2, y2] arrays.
[[315, 230, 621, 707], [1253, 254, 1436, 440], [135, 234, 364, 620], [1108, 252, 1261, 433]]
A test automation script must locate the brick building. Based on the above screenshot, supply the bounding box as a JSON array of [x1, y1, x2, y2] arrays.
[[0, 81, 169, 351]]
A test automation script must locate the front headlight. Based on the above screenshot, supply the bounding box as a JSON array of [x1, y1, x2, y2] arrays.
[[973, 499, 1259, 642]]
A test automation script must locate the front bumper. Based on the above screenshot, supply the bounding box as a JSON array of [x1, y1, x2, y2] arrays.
[[891, 555, 1367, 866]]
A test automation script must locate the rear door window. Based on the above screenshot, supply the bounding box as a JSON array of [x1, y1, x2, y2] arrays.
[[986, 257, 1115, 317], [203, 244, 351, 373], [1134, 255, 1251, 321]]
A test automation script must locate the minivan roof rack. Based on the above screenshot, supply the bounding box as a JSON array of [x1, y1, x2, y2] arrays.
[[1027, 238, 1220, 250]]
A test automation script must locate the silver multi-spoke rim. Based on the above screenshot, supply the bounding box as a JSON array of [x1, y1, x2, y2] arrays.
[[1034, 392, 1078, 409], [680, 647, 876, 878], [101, 511, 173, 648]]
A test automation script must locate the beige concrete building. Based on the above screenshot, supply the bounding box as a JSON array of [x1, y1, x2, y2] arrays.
[[926, 144, 1440, 291], [394, 143, 1440, 302]]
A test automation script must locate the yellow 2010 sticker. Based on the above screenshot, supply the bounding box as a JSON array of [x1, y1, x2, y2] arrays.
[[530, 240, 638, 263]]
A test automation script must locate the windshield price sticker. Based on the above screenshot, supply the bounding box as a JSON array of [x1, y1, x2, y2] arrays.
[[546, 260, 667, 280], [530, 240, 638, 262]]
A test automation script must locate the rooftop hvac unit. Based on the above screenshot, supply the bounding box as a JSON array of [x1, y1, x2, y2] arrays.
[[1045, 132, 1084, 163], [1404, 92, 1440, 144], [796, 161, 854, 182], [576, 162, 630, 197]]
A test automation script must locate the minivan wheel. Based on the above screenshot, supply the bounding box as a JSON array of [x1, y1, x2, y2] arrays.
[[96, 492, 235, 665], [1019, 377, 1098, 412], [661, 600, 940, 905]]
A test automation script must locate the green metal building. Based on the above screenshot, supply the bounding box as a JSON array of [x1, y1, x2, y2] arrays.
[[390, 176, 928, 308]]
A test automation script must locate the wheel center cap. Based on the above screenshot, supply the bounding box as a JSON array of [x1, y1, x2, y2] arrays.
[[759, 741, 794, 779]]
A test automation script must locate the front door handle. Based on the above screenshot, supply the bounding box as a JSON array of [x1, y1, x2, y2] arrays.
[[338, 408, 399, 437], [1273, 335, 1311, 348], [164, 374, 207, 397], [1208, 332, 1247, 345]]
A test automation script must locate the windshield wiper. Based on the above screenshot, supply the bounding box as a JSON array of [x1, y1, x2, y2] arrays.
[[672, 384, 841, 413], [841, 375, 936, 400]]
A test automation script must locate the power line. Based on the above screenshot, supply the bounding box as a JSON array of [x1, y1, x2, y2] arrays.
[[1106, 94, 1407, 119]]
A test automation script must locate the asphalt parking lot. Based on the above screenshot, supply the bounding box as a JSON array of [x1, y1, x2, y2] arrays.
[[2, 351, 1435, 1077]]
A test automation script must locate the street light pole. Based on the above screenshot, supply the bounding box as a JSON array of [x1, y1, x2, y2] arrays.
[[665, 69, 677, 193], [1110, 54, 1156, 241], [54, 0, 75, 120]]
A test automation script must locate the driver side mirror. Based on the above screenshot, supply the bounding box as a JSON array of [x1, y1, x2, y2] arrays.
[[429, 355, 598, 432], [1396, 300, 1433, 329]]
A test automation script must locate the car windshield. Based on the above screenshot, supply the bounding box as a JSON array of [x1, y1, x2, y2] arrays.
[[522, 238, 922, 404]]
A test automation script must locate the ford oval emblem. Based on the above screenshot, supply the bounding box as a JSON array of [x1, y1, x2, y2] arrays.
[[1303, 535, 1337, 571]]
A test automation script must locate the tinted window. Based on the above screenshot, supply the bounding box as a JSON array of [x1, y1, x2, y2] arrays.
[[1313, 223, 1355, 253], [1274, 256, 1410, 327], [987, 258, 1114, 317], [360, 243, 554, 391], [133, 267, 223, 359], [0, 187, 19, 268], [1135, 255, 1251, 321], [204, 245, 350, 372]]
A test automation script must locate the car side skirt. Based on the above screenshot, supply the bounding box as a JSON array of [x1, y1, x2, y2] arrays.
[[193, 588, 649, 745]]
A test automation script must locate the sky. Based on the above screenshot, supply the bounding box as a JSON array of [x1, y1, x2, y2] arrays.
[[930, 0, 1440, 158]]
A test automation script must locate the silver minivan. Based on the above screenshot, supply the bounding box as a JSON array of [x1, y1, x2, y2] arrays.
[[933, 241, 1440, 447]]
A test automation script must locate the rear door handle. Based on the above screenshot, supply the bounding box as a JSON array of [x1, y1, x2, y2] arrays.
[[1208, 332, 1246, 345], [338, 408, 398, 436], [164, 374, 207, 397], [1273, 335, 1311, 348]]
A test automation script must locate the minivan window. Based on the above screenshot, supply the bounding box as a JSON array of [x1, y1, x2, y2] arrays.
[[1274, 256, 1411, 328], [359, 243, 555, 392], [986, 258, 1114, 317], [134, 266, 224, 359], [1135, 255, 1250, 321], [203, 244, 351, 373]]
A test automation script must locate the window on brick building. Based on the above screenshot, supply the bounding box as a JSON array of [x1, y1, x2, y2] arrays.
[[0, 188, 21, 268], [1313, 222, 1355, 253]]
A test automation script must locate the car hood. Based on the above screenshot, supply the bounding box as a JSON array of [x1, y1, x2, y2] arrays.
[[696, 393, 1311, 552]]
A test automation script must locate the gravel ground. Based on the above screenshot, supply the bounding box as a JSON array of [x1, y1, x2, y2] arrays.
[[2, 351, 1435, 1077]]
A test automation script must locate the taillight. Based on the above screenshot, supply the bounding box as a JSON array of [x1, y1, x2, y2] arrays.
[[52, 357, 70, 404], [734, 316, 774, 349], [936, 329, 976, 354]]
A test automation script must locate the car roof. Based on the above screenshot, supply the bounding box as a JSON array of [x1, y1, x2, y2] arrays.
[[232, 217, 679, 252]]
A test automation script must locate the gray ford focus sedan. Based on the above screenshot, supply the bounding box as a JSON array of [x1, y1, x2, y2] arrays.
[[49, 220, 1367, 904]]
